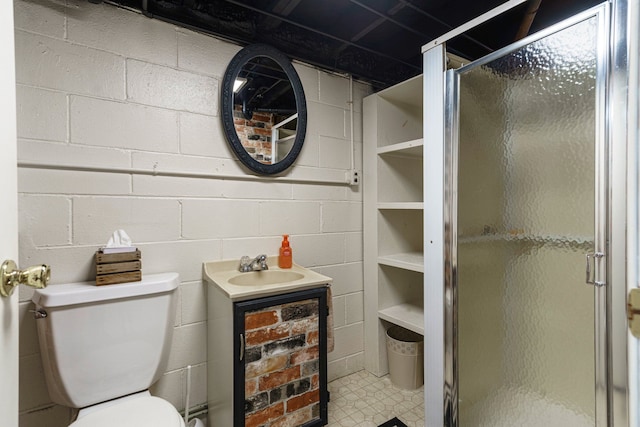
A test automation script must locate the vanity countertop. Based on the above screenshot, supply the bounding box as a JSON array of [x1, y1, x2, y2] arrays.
[[203, 256, 332, 301]]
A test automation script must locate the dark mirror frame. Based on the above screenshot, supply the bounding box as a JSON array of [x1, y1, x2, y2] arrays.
[[221, 44, 307, 175]]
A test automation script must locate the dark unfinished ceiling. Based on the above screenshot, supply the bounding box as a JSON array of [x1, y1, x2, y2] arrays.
[[108, 0, 603, 89]]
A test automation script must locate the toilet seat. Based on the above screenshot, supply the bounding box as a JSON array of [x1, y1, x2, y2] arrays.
[[70, 394, 185, 427]]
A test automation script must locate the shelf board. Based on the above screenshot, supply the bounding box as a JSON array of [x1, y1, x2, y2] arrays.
[[378, 252, 424, 273], [378, 303, 424, 335], [378, 74, 422, 108], [377, 139, 423, 157], [378, 202, 423, 210]]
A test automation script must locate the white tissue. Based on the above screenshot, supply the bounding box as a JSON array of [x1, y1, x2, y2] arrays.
[[102, 229, 135, 254]]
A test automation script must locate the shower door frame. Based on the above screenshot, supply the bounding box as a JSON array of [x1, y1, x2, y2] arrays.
[[423, 1, 632, 426], [446, 5, 609, 425]]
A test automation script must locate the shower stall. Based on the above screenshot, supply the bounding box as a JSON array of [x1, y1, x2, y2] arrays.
[[423, 1, 639, 426], [451, 9, 605, 426]]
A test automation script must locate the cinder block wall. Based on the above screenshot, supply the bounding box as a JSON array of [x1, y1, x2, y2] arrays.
[[14, 1, 370, 425]]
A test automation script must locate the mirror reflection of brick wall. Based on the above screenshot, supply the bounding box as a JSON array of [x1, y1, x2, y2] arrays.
[[234, 106, 274, 164], [244, 298, 322, 427]]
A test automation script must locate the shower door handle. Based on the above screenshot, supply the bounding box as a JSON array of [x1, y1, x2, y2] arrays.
[[585, 252, 605, 287]]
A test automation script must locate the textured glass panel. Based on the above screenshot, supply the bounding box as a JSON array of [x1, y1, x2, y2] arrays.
[[456, 16, 598, 426]]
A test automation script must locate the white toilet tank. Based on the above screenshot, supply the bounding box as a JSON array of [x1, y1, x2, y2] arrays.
[[32, 273, 179, 409]]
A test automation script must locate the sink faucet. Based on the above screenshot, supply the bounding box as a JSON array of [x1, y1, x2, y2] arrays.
[[239, 254, 269, 272]]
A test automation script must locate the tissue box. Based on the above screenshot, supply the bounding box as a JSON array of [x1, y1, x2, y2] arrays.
[[95, 249, 142, 286]]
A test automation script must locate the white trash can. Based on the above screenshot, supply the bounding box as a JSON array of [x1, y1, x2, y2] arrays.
[[386, 326, 424, 390]]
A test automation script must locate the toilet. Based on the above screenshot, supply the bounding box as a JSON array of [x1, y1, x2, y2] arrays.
[[32, 272, 185, 427]]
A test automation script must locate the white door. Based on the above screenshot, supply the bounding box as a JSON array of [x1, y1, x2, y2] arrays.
[[0, 1, 19, 426]]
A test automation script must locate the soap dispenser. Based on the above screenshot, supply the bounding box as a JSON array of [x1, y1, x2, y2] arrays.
[[278, 235, 292, 268]]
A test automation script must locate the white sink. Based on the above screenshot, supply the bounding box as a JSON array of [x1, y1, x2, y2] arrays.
[[203, 256, 331, 300]]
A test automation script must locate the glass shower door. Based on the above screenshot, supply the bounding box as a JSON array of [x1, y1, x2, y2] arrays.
[[446, 6, 608, 427]]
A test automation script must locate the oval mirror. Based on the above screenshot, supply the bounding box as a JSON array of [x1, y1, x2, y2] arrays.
[[221, 44, 307, 175]]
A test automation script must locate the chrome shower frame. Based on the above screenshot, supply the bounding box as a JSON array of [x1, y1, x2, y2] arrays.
[[423, 1, 634, 425]]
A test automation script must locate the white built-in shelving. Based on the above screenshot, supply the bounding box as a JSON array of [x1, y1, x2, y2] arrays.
[[363, 74, 425, 375], [378, 251, 424, 273], [378, 303, 425, 336], [377, 138, 423, 156], [378, 202, 424, 210]]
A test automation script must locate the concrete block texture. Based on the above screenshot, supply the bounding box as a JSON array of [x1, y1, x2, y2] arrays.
[[14, 0, 368, 424], [177, 29, 241, 78], [15, 31, 126, 99], [66, 0, 179, 67], [19, 195, 71, 247], [16, 85, 67, 142], [72, 197, 181, 244], [13, 0, 66, 39], [70, 95, 179, 152], [18, 139, 131, 169], [126, 59, 219, 115]]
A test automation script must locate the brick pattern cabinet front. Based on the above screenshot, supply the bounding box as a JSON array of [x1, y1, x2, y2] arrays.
[[233, 287, 329, 427]]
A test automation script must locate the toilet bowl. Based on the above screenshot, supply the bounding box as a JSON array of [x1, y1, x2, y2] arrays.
[[32, 273, 185, 427]]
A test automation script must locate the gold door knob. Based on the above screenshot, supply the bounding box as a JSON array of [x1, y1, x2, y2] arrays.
[[628, 288, 640, 338], [0, 260, 50, 297]]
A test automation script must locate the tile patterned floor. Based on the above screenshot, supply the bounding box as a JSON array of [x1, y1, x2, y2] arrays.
[[327, 370, 425, 427]]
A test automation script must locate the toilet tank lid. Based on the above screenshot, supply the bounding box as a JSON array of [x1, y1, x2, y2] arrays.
[[32, 272, 179, 308]]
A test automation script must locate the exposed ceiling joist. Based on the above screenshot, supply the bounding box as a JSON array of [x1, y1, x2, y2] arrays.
[[110, 0, 604, 89]]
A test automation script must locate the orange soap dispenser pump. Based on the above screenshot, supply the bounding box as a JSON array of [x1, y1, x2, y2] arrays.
[[279, 234, 292, 268]]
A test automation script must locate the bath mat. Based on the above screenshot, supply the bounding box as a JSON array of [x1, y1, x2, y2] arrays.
[[378, 417, 408, 427]]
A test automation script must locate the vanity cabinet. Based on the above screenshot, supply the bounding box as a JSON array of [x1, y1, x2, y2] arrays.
[[363, 74, 425, 376], [208, 284, 329, 427]]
